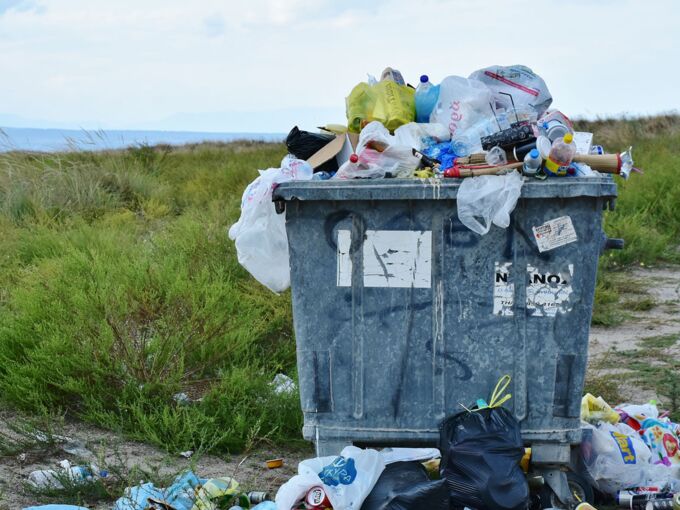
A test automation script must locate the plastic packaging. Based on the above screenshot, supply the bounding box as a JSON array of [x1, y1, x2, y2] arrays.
[[285, 126, 337, 174], [415, 75, 440, 123], [439, 407, 529, 510], [469, 65, 553, 117], [28, 460, 101, 490], [522, 148, 543, 176], [430, 75, 496, 152], [581, 393, 620, 424], [457, 170, 524, 235], [393, 122, 450, 151], [545, 133, 576, 176], [360, 462, 448, 510], [346, 79, 415, 133], [228, 156, 314, 293], [485, 146, 508, 166], [538, 111, 574, 142]]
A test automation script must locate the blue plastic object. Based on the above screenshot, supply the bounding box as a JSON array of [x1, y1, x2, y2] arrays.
[[23, 506, 89, 510], [415, 77, 440, 123], [273, 177, 618, 459]]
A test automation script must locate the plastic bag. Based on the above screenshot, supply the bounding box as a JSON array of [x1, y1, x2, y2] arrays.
[[333, 121, 420, 180], [360, 462, 448, 510], [580, 422, 672, 495], [346, 80, 415, 133], [393, 122, 451, 151], [469, 65, 553, 117], [639, 417, 680, 466], [228, 156, 313, 293], [457, 171, 523, 235], [430, 76, 496, 152], [276, 446, 385, 510], [439, 407, 529, 510], [581, 393, 621, 424], [285, 126, 337, 173]]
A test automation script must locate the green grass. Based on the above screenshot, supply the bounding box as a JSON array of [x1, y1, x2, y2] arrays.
[[0, 115, 680, 453]]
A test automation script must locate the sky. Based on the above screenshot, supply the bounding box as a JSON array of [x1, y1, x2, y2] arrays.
[[1, 0, 678, 133]]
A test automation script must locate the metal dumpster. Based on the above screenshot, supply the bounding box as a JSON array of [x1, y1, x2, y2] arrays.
[[273, 177, 617, 468]]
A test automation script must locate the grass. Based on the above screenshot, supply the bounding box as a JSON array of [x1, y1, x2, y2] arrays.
[[0, 114, 679, 453]]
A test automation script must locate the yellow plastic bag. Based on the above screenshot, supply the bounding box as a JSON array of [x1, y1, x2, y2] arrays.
[[191, 477, 239, 510], [346, 81, 415, 134], [581, 393, 620, 424]]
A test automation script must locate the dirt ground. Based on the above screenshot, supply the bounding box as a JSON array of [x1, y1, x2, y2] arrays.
[[1, 265, 679, 509]]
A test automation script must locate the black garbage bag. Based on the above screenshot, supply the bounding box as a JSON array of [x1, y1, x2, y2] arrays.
[[360, 461, 448, 510], [439, 407, 529, 510], [285, 126, 338, 173]]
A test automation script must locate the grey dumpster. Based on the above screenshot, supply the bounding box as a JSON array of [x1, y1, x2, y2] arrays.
[[273, 177, 617, 466]]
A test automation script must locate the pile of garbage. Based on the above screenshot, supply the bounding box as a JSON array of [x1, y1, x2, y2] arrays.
[[229, 64, 641, 292]]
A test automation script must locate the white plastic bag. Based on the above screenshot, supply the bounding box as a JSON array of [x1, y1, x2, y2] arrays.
[[582, 422, 671, 495], [457, 171, 523, 235], [228, 155, 313, 293], [333, 121, 420, 179], [276, 446, 384, 510], [469, 65, 552, 117], [393, 122, 451, 151], [430, 76, 496, 152], [275, 446, 440, 510]]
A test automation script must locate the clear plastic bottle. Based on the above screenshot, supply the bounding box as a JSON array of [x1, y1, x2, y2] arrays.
[[544, 133, 576, 176], [28, 464, 96, 489], [415, 75, 440, 123], [522, 148, 543, 176]]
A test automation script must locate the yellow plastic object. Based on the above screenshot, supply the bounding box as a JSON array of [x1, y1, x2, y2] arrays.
[[488, 374, 512, 408], [563, 133, 574, 144], [421, 457, 441, 478], [346, 81, 415, 134], [265, 458, 284, 469], [414, 169, 435, 179], [520, 447, 531, 473], [191, 477, 239, 510], [581, 393, 620, 424]]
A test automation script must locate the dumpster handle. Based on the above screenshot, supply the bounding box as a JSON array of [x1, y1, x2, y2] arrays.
[[274, 199, 286, 214]]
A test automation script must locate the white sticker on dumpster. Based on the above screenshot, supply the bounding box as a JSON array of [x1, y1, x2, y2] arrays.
[[532, 216, 578, 252], [493, 262, 514, 316], [336, 230, 353, 287], [526, 264, 574, 317], [362, 230, 432, 288]]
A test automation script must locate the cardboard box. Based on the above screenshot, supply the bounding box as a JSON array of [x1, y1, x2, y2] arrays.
[[307, 132, 359, 170]]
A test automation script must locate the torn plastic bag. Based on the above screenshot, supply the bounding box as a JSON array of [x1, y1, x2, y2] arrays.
[[581, 393, 620, 424], [346, 80, 415, 133], [429, 76, 496, 152], [285, 126, 338, 174], [469, 65, 552, 117], [439, 407, 529, 510], [360, 462, 449, 510], [457, 170, 524, 235], [228, 156, 313, 293], [333, 121, 420, 179]]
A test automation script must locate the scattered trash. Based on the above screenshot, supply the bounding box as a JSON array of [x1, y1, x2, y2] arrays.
[[23, 506, 90, 510], [173, 392, 192, 406], [265, 457, 284, 469], [61, 439, 92, 458], [247, 491, 269, 504], [271, 373, 296, 395], [28, 459, 105, 490], [179, 450, 194, 459]]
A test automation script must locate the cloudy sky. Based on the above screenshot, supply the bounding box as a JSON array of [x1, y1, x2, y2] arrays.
[[1, 0, 677, 132]]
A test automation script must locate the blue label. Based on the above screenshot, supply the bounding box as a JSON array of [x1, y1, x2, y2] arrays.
[[318, 456, 357, 486], [610, 431, 637, 464]]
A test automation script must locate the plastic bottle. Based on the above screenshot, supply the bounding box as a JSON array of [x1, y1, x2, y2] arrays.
[[544, 133, 576, 176], [415, 75, 440, 123], [522, 148, 543, 176], [28, 464, 96, 489]]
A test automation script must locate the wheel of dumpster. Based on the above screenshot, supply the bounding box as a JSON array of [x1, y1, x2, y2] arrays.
[[539, 472, 594, 510]]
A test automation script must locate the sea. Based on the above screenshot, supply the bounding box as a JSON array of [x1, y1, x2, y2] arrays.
[[0, 127, 286, 153]]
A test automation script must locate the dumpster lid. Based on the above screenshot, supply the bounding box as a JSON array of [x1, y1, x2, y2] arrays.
[[273, 176, 618, 202]]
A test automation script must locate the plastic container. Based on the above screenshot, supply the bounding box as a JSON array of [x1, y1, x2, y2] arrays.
[[522, 149, 543, 176], [545, 133, 576, 176], [415, 75, 440, 123]]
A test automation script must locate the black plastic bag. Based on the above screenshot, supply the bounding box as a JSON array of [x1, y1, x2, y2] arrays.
[[285, 126, 338, 173], [360, 461, 448, 510], [439, 407, 529, 510]]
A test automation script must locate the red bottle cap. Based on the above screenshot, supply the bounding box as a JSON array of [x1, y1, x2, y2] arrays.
[[349, 154, 359, 163]]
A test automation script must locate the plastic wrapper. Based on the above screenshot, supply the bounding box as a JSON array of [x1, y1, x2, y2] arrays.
[[346, 80, 415, 133], [439, 407, 529, 510], [581, 393, 620, 424], [285, 126, 337, 173], [457, 171, 524, 235], [469, 65, 553, 117], [228, 156, 313, 293]]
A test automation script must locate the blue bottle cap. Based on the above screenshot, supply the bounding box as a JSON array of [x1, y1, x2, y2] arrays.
[[530, 148, 539, 158], [420, 75, 429, 83]]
